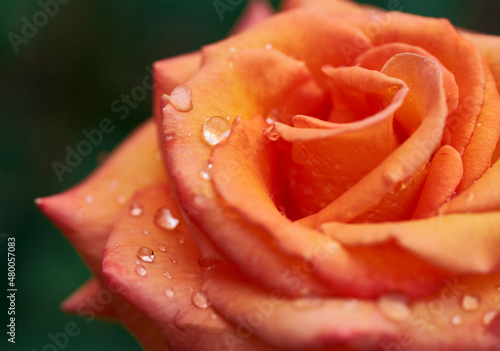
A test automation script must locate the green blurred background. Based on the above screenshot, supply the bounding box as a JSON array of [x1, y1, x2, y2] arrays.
[[0, 0, 498, 350]]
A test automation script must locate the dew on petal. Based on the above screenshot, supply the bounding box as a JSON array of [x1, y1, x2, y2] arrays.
[[192, 291, 211, 309], [137, 246, 154, 263], [482, 310, 499, 326], [229, 46, 236, 53], [200, 170, 211, 180], [169, 85, 193, 112], [85, 195, 94, 204], [163, 271, 172, 279], [264, 125, 279, 141], [178, 235, 185, 245], [208, 163, 213, 169], [143, 230, 149, 235], [171, 258, 177, 264], [210, 312, 218, 320], [203, 116, 231, 146], [158, 243, 166, 252], [117, 195, 127, 205], [461, 294, 480, 311], [265, 43, 273, 50], [378, 293, 411, 321], [154, 207, 179, 230], [451, 315, 463, 326], [129, 202, 143, 217], [165, 288, 175, 298], [135, 265, 147, 277]]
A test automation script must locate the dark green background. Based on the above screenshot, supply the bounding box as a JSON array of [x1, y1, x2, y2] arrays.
[[0, 0, 498, 350]]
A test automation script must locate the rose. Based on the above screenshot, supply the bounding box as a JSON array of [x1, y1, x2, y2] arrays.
[[37, 0, 500, 350]]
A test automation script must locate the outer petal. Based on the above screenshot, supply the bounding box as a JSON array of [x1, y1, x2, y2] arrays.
[[102, 184, 270, 351], [281, 0, 372, 13], [36, 119, 167, 275], [230, 0, 275, 35]]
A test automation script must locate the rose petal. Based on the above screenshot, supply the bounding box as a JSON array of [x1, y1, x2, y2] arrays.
[[36, 119, 167, 274], [300, 53, 449, 227], [281, 0, 372, 13], [457, 69, 500, 192], [412, 145, 463, 219], [324, 211, 500, 274], [461, 31, 500, 92], [440, 159, 500, 214], [61, 278, 117, 320], [102, 184, 269, 350], [203, 263, 397, 349]]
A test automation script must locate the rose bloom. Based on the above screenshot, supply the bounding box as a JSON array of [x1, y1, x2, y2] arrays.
[[38, 0, 500, 350]]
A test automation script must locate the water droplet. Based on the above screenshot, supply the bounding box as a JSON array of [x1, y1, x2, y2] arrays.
[[461, 294, 480, 311], [154, 207, 179, 230], [85, 195, 94, 204], [178, 235, 185, 244], [200, 170, 211, 180], [198, 257, 218, 270], [171, 258, 177, 264], [210, 312, 218, 320], [117, 195, 127, 205], [378, 293, 410, 321], [229, 46, 236, 53], [158, 243, 166, 252], [143, 230, 149, 235], [134, 259, 141, 265], [208, 163, 213, 169], [135, 265, 147, 277], [477, 121, 483, 127], [165, 288, 175, 298], [129, 202, 143, 217], [194, 194, 207, 208], [265, 43, 273, 50], [108, 180, 119, 192], [203, 116, 231, 146], [169, 85, 193, 112], [192, 291, 211, 309], [137, 246, 154, 263], [114, 243, 120, 247], [483, 310, 499, 326], [163, 271, 172, 279], [266, 117, 274, 125], [264, 125, 279, 141], [451, 315, 463, 325]]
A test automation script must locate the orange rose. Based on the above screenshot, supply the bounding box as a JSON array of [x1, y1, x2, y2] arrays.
[[38, 0, 500, 350]]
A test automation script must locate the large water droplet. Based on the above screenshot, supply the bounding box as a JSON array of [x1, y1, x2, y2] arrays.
[[137, 246, 154, 263], [483, 310, 499, 326], [192, 291, 211, 309], [135, 265, 147, 277], [378, 293, 411, 321], [154, 207, 179, 230], [264, 125, 279, 141], [461, 294, 480, 311], [129, 202, 143, 217], [165, 288, 175, 298], [451, 315, 463, 326], [203, 116, 231, 146], [169, 85, 193, 112]]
